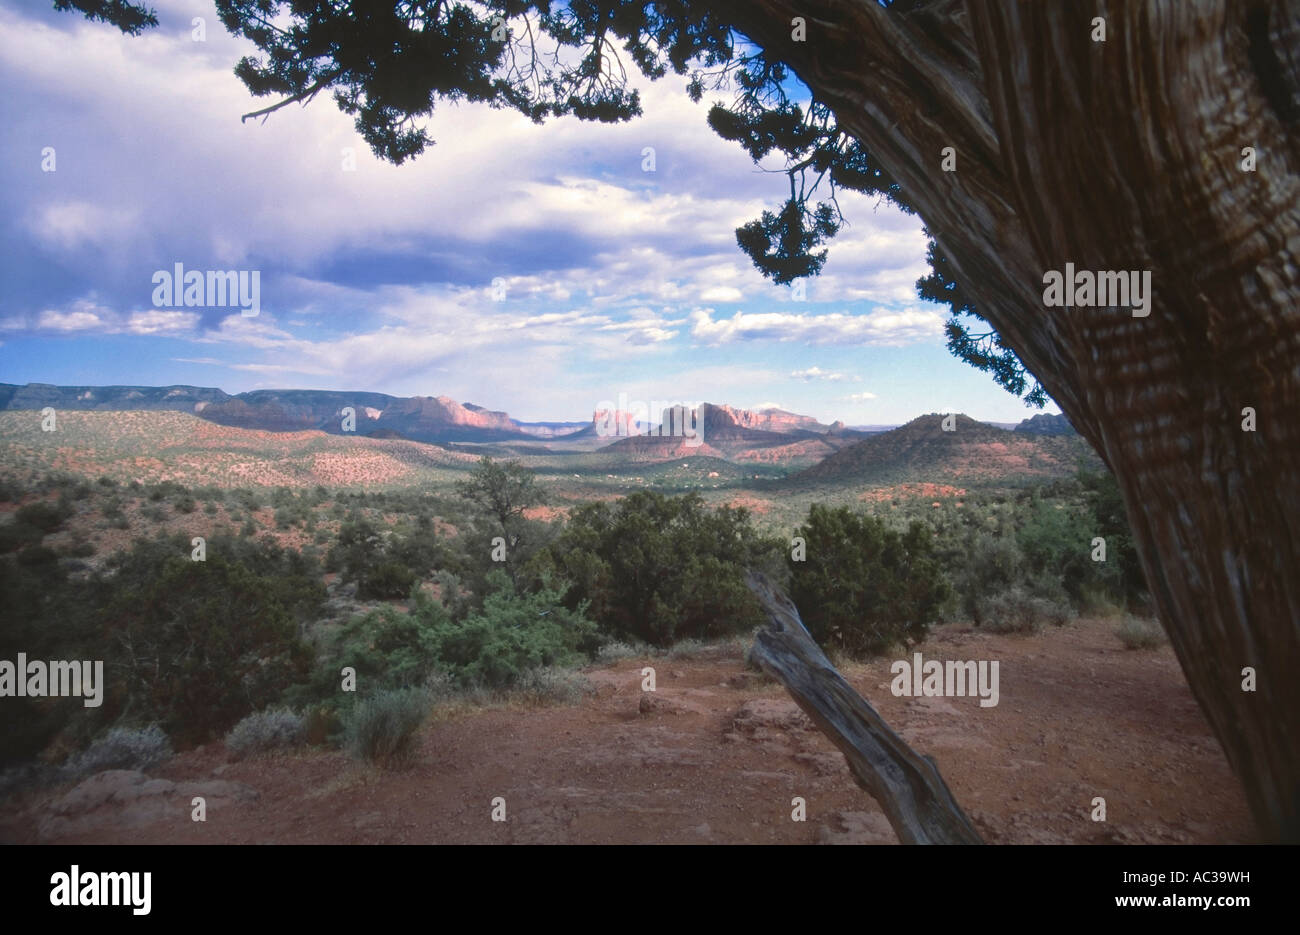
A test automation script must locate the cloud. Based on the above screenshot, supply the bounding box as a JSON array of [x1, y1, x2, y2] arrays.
[[791, 366, 858, 382], [690, 306, 944, 346], [699, 285, 744, 303], [846, 391, 879, 402], [1, 298, 197, 335]]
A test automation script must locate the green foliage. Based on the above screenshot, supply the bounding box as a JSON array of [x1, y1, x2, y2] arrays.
[[423, 572, 598, 688], [788, 505, 949, 657], [324, 598, 452, 693], [327, 513, 449, 599], [455, 456, 548, 584], [98, 534, 322, 745], [342, 688, 428, 768], [15, 500, 70, 533], [0, 521, 45, 553], [315, 570, 597, 702], [544, 490, 782, 646], [978, 587, 1073, 634]]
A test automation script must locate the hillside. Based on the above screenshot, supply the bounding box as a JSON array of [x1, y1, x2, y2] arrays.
[[0, 383, 582, 446], [599, 402, 868, 467], [795, 414, 1100, 486], [0, 410, 481, 489], [1014, 412, 1077, 436]]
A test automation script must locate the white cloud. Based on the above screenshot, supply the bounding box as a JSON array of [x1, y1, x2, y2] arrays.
[[125, 310, 201, 334], [690, 306, 944, 346], [700, 285, 744, 303], [37, 309, 105, 332], [791, 366, 858, 382]]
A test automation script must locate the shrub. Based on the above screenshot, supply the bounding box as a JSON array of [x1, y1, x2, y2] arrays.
[[788, 505, 949, 657], [99, 534, 322, 745], [17, 544, 59, 567], [545, 491, 783, 646], [1116, 615, 1165, 649], [62, 540, 96, 558], [15, 501, 68, 533], [511, 667, 592, 705], [422, 573, 599, 688], [359, 560, 417, 600], [61, 725, 172, 779], [594, 640, 648, 663], [954, 532, 1022, 623], [301, 706, 344, 746], [0, 522, 44, 554], [976, 587, 1073, 633], [225, 708, 305, 758], [343, 688, 428, 767]]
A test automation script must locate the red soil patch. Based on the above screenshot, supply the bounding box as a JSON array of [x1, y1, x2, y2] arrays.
[[0, 618, 1252, 845]]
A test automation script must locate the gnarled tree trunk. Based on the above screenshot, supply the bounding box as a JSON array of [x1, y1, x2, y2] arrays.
[[718, 0, 1300, 841]]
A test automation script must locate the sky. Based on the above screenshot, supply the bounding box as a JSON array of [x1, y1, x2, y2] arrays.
[[0, 0, 1061, 426]]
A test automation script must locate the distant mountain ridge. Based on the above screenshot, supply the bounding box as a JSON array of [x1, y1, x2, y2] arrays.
[[0, 383, 581, 445], [1013, 412, 1077, 436], [0, 384, 850, 449], [795, 413, 1099, 485]]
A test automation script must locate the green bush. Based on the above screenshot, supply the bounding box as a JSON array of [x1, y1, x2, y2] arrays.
[[98, 534, 322, 745], [425, 573, 598, 688], [343, 688, 428, 767], [788, 505, 949, 657], [62, 540, 96, 558], [359, 560, 417, 600], [543, 491, 782, 646], [0, 521, 44, 554], [17, 544, 60, 567], [977, 587, 1067, 633], [15, 501, 69, 533]]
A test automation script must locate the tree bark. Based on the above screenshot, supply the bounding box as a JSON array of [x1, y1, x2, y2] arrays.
[[717, 0, 1300, 841], [745, 572, 984, 844]]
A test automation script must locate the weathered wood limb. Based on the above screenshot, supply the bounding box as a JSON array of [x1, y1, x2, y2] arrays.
[[744, 570, 983, 845]]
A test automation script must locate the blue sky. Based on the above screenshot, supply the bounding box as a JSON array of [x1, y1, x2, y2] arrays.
[[0, 0, 1060, 425]]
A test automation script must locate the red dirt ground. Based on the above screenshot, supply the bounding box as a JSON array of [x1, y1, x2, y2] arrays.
[[0, 617, 1253, 844]]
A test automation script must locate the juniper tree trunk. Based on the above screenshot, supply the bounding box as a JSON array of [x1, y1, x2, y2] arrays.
[[717, 0, 1300, 841]]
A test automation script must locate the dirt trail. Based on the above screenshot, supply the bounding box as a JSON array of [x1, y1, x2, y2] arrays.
[[0, 617, 1254, 844]]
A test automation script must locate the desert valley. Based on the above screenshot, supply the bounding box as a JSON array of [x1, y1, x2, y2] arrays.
[[0, 382, 1251, 844]]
